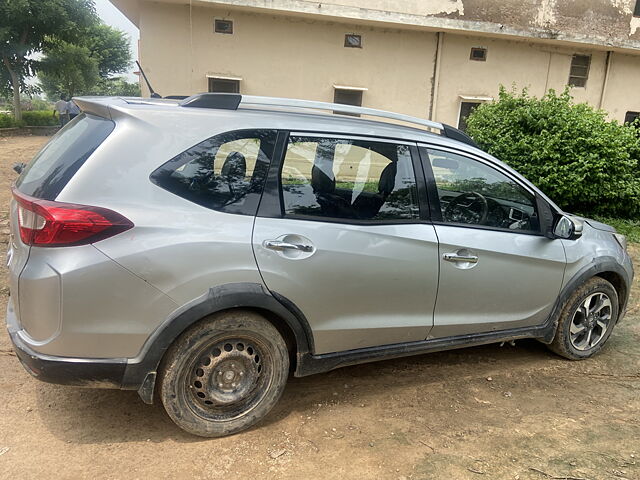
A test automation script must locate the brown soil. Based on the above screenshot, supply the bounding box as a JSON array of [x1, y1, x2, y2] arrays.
[[0, 136, 638, 480]]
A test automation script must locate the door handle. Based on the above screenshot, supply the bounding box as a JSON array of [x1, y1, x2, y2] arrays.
[[263, 240, 314, 253], [443, 252, 478, 263]]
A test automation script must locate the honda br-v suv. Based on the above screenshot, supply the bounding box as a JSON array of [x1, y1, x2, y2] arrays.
[[6, 94, 633, 437]]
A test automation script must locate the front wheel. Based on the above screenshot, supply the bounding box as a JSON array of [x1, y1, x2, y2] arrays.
[[159, 310, 289, 437], [548, 277, 619, 360]]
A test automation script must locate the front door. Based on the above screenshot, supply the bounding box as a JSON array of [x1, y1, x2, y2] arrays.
[[420, 146, 566, 338], [253, 134, 439, 354]]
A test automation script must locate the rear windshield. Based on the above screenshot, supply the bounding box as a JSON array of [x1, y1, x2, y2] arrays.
[[16, 113, 115, 200]]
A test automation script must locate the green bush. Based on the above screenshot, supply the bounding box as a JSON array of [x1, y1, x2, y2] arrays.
[[0, 113, 15, 128], [22, 110, 59, 126], [466, 87, 640, 219]]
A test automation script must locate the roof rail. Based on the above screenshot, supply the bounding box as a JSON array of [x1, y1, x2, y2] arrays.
[[179, 93, 478, 147]]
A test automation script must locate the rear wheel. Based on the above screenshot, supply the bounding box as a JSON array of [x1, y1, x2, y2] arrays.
[[159, 310, 289, 437], [548, 277, 618, 360]]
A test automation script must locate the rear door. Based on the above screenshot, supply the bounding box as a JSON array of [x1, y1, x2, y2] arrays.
[[253, 133, 439, 354], [419, 146, 566, 337]]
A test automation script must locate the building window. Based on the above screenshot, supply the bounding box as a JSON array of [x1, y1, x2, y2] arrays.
[[344, 34, 362, 48], [634, 0, 640, 16], [208, 78, 240, 93], [458, 102, 481, 132], [214, 19, 233, 34], [568, 54, 591, 87], [470, 47, 487, 61], [624, 111, 639, 125], [333, 88, 363, 116]]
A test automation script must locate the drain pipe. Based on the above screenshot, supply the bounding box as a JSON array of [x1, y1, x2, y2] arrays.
[[429, 32, 444, 121], [598, 51, 612, 110]]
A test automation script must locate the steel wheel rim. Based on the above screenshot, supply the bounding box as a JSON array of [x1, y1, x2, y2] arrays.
[[569, 292, 612, 351], [183, 336, 272, 421]]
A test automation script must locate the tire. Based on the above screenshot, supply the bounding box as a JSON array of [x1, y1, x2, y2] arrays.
[[548, 277, 619, 360], [159, 310, 289, 437]]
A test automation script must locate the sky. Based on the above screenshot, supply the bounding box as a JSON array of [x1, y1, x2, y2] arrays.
[[95, 0, 140, 81]]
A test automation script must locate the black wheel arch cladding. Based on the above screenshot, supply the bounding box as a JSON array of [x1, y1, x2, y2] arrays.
[[122, 282, 314, 400]]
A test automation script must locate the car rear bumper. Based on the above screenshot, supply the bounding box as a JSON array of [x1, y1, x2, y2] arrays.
[[7, 299, 126, 389]]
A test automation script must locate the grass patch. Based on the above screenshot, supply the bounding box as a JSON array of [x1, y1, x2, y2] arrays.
[[590, 216, 640, 243]]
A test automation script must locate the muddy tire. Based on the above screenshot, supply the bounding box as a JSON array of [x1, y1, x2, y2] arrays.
[[159, 310, 289, 437], [548, 277, 618, 360]]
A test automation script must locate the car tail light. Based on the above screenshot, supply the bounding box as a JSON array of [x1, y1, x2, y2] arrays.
[[12, 188, 134, 247]]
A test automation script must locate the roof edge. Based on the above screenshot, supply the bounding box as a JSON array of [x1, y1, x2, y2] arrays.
[[135, 0, 640, 53]]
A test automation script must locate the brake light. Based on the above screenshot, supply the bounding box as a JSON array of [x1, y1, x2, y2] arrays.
[[12, 188, 133, 247]]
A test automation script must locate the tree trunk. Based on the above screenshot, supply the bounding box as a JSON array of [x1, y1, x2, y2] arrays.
[[2, 54, 22, 122]]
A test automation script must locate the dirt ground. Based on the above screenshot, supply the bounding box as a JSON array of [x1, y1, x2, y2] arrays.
[[0, 135, 638, 480]]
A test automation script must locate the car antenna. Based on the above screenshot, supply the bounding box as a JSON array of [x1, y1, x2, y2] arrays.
[[136, 60, 162, 98]]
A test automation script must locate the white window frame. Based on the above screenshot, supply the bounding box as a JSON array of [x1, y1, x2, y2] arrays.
[[456, 95, 493, 130]]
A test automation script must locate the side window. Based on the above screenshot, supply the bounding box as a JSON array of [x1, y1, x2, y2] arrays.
[[425, 148, 539, 232], [150, 130, 276, 215], [281, 136, 420, 221]]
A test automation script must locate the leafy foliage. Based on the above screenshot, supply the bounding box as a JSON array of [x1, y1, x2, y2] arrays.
[[87, 76, 140, 96], [39, 42, 99, 98], [22, 110, 58, 126], [466, 88, 640, 219], [0, 110, 59, 127], [39, 23, 133, 99], [85, 24, 131, 77], [0, 0, 97, 117], [0, 113, 15, 128]]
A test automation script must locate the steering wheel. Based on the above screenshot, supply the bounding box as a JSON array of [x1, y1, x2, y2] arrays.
[[443, 191, 489, 225]]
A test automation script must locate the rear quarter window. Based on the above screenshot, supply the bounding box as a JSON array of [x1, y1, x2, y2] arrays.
[[16, 113, 115, 200], [150, 130, 277, 215]]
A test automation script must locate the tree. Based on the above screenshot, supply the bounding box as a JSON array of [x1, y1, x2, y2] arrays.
[[465, 87, 640, 219], [89, 77, 140, 96], [39, 42, 99, 98], [0, 0, 97, 120], [39, 23, 133, 99], [86, 23, 131, 77]]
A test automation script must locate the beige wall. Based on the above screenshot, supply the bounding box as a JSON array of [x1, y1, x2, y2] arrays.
[[121, 0, 640, 49], [138, 1, 640, 126], [602, 53, 640, 119], [140, 2, 437, 119], [435, 34, 611, 125]]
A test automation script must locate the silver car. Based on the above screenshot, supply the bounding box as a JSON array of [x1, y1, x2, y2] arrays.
[[6, 94, 633, 437]]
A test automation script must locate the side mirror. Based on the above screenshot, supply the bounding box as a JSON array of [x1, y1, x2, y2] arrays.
[[553, 215, 583, 240]]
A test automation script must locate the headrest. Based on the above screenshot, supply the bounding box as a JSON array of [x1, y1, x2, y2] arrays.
[[221, 151, 246, 180]]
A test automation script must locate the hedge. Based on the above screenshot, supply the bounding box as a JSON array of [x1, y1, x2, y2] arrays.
[[0, 110, 59, 128], [466, 87, 640, 219]]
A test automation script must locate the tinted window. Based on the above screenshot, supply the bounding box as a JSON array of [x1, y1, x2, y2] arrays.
[[281, 136, 419, 221], [151, 130, 276, 215], [425, 148, 539, 232], [16, 113, 115, 200], [458, 101, 481, 132]]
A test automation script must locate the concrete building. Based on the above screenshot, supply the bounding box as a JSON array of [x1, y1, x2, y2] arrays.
[[111, 0, 640, 128]]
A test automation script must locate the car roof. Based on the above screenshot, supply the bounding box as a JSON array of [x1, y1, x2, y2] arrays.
[[74, 95, 478, 151], [72, 95, 562, 212]]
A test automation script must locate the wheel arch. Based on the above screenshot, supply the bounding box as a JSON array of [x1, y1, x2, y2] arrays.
[[542, 256, 632, 344], [122, 282, 314, 403], [595, 270, 628, 317]]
